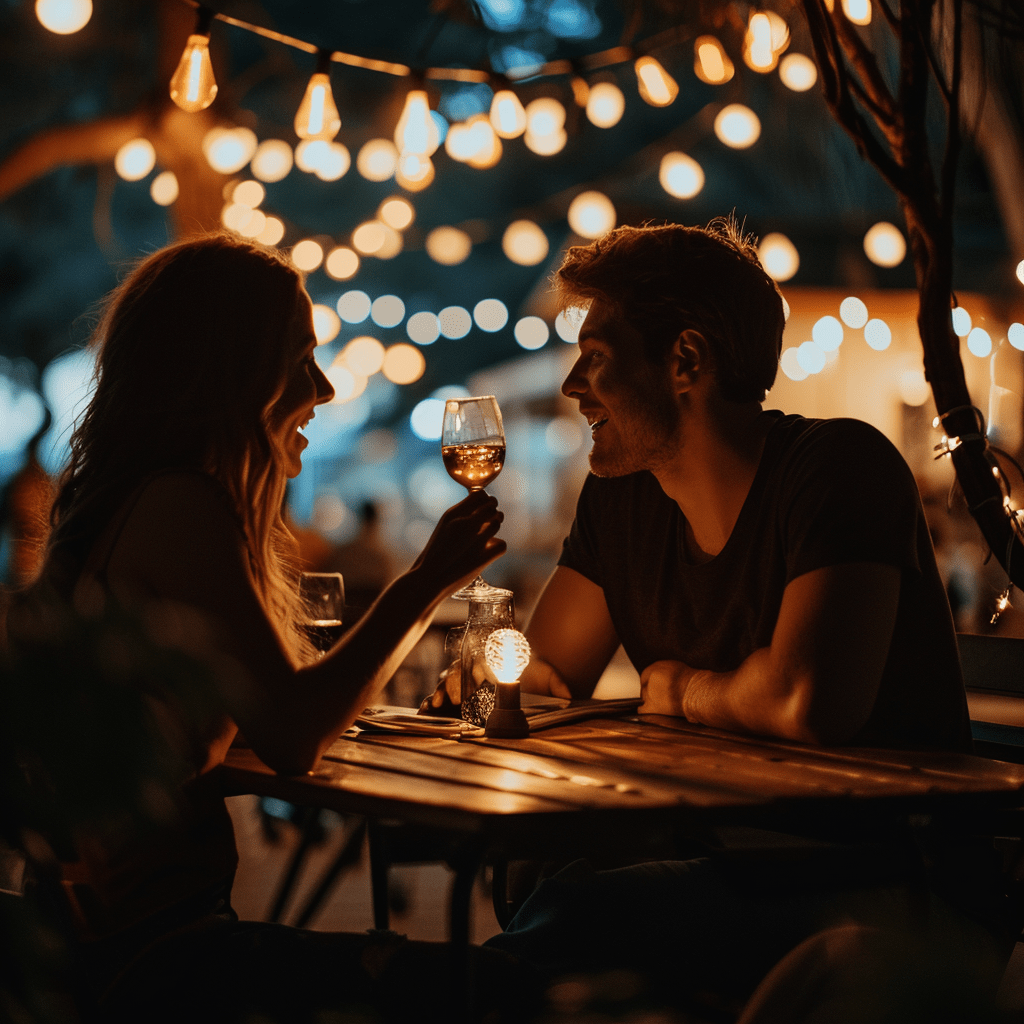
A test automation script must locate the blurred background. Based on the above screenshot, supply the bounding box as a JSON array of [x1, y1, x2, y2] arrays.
[[1, 0, 1023, 633]]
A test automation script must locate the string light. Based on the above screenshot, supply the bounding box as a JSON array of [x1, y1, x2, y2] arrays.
[[169, 8, 217, 112], [779, 53, 817, 91], [203, 126, 257, 174], [150, 170, 179, 205], [659, 152, 704, 199], [714, 104, 761, 148], [967, 327, 992, 357], [357, 139, 398, 182], [378, 197, 414, 231], [744, 13, 778, 72], [863, 222, 906, 267], [426, 227, 472, 265], [568, 191, 616, 238], [586, 82, 625, 128], [232, 180, 265, 207], [251, 139, 293, 182], [693, 36, 734, 84], [394, 89, 440, 157], [757, 233, 799, 281], [841, 0, 872, 25], [1017, 259, 1024, 287], [114, 138, 156, 181], [634, 56, 678, 107], [342, 337, 385, 376], [394, 152, 435, 191], [294, 53, 341, 141], [951, 306, 972, 337], [325, 246, 360, 280], [257, 216, 285, 245], [439, 306, 472, 339], [502, 220, 549, 266], [312, 304, 341, 344], [36, 0, 92, 34], [489, 90, 527, 139], [839, 296, 869, 328], [236, 209, 266, 238], [291, 238, 324, 271], [382, 343, 425, 385]]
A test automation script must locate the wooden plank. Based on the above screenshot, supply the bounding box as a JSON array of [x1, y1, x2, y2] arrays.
[[331, 733, 756, 808]]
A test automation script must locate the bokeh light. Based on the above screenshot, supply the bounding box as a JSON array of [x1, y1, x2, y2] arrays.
[[312, 304, 341, 344], [796, 341, 826, 374], [779, 53, 817, 91], [951, 307, 972, 337], [567, 191, 616, 239], [115, 138, 156, 181], [341, 336, 385, 376], [634, 56, 678, 106], [502, 220, 549, 266], [357, 139, 398, 181], [150, 170, 179, 206], [203, 127, 258, 175], [864, 318, 892, 350], [812, 315, 844, 352], [555, 308, 585, 343], [36, 0, 92, 34], [714, 105, 760, 148], [863, 222, 906, 267], [514, 316, 550, 350], [780, 347, 808, 381], [236, 209, 267, 239], [257, 216, 285, 246], [758, 233, 799, 282], [291, 239, 323, 271], [842, 0, 872, 26], [545, 417, 584, 456], [898, 368, 930, 406], [251, 139, 293, 182], [337, 290, 372, 324], [407, 311, 440, 345], [325, 247, 360, 280], [352, 220, 387, 255], [839, 296, 869, 329], [439, 306, 472, 339], [586, 82, 625, 127], [1017, 260, 1024, 287], [693, 36, 734, 85], [379, 197, 415, 230], [659, 153, 704, 199], [411, 398, 446, 441], [426, 226, 472, 265], [371, 294, 406, 329], [313, 142, 350, 181], [382, 343, 426, 384], [1009, 323, 1024, 351], [967, 327, 992, 357], [232, 180, 265, 207], [489, 90, 528, 138], [474, 298, 509, 333]]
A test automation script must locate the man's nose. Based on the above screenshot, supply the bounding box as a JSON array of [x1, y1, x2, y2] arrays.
[[561, 358, 585, 399]]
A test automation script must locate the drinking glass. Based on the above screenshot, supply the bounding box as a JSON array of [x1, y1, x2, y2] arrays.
[[299, 571, 345, 657], [441, 395, 505, 600]]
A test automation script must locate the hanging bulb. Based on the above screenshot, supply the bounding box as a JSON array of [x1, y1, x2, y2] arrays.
[[394, 89, 440, 157], [634, 56, 678, 107], [294, 53, 341, 141], [169, 9, 217, 113], [489, 90, 527, 139]]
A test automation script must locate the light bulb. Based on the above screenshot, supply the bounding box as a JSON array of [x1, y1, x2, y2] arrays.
[[744, 13, 777, 72], [294, 69, 341, 141], [489, 90, 527, 139], [694, 36, 734, 85], [394, 89, 440, 157], [169, 33, 218, 113], [586, 82, 625, 128], [484, 629, 531, 684], [36, 0, 91, 34], [634, 56, 678, 107]]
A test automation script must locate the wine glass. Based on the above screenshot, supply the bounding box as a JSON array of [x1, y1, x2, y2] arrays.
[[298, 571, 345, 658], [442, 395, 506, 600]]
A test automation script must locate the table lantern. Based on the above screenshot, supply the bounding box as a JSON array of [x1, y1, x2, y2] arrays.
[[483, 628, 531, 738]]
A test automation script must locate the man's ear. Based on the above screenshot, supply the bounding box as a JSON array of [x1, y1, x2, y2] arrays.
[[669, 329, 710, 394]]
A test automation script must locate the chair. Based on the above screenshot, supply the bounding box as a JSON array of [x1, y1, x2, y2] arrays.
[[958, 632, 1024, 763]]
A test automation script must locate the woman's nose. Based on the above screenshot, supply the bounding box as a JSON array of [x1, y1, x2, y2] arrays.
[[314, 363, 335, 404]]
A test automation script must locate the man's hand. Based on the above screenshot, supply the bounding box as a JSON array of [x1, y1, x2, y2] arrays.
[[639, 660, 696, 717]]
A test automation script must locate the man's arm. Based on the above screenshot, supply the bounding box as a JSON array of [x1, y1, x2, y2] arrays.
[[640, 562, 900, 744], [522, 566, 622, 699]]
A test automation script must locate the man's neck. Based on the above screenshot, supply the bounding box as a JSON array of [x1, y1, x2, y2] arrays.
[[652, 401, 773, 560]]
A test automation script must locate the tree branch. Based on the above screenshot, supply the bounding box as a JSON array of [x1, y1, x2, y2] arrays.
[[830, 4, 900, 130], [939, 0, 963, 224]]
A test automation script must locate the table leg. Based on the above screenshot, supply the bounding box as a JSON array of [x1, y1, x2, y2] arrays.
[[292, 817, 368, 928], [266, 806, 319, 924], [368, 819, 392, 931], [448, 843, 484, 1022]]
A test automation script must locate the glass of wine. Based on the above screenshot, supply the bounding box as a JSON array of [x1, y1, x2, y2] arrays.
[[442, 395, 506, 600], [299, 571, 345, 658]]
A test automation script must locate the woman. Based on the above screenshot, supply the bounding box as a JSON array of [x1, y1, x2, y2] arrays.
[[7, 234, 525, 1022]]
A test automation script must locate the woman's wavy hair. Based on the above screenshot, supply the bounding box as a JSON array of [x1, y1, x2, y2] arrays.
[[44, 233, 313, 663], [557, 218, 785, 403]]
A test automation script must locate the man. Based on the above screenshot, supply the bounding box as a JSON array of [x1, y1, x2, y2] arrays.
[[430, 219, 993, 1011], [432, 217, 969, 752]]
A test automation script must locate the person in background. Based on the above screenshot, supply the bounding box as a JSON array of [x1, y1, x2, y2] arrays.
[[430, 219, 1001, 1016], [4, 234, 535, 1024], [1, 405, 53, 588], [323, 500, 395, 622]]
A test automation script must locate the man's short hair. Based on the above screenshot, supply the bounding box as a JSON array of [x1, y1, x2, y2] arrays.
[[556, 219, 785, 403]]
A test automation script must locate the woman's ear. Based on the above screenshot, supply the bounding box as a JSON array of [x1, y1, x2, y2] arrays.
[[670, 329, 710, 394]]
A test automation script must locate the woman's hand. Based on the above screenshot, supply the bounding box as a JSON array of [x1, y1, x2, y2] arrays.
[[408, 490, 506, 601]]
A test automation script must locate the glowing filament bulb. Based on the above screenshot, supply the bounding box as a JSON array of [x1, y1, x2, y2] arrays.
[[294, 71, 341, 141], [489, 90, 527, 139], [745, 13, 777, 71], [484, 629, 531, 684], [634, 56, 678, 107], [36, 0, 92, 34], [394, 89, 439, 157], [169, 33, 217, 112]]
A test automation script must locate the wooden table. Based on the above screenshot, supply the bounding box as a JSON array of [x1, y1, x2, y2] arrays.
[[218, 711, 1024, 947]]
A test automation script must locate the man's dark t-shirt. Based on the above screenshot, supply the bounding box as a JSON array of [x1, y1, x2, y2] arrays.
[[558, 412, 971, 752]]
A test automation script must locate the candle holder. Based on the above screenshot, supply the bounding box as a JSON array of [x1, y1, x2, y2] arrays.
[[483, 628, 530, 739]]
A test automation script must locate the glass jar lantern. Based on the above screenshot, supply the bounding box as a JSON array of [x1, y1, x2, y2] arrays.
[[451, 587, 515, 726]]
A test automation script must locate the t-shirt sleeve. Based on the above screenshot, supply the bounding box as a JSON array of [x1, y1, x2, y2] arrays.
[[779, 419, 921, 583], [558, 474, 605, 588]]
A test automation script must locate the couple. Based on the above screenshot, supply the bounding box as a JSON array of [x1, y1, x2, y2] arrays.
[[5, 221, 991, 1022]]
